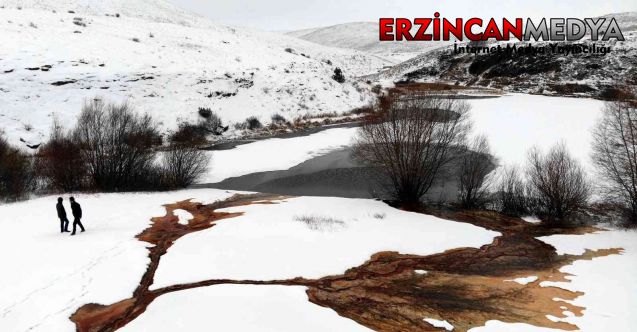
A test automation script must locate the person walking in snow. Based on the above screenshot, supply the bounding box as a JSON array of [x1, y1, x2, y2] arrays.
[[69, 197, 86, 236], [56, 197, 70, 233]]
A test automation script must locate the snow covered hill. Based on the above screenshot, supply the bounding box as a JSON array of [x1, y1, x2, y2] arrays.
[[0, 0, 209, 26], [362, 12, 637, 98], [287, 22, 453, 63], [363, 34, 637, 98], [0, 2, 388, 146]]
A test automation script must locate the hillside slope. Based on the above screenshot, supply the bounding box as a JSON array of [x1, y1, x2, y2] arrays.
[[0, 3, 387, 146], [0, 0, 208, 26], [363, 12, 637, 98], [287, 22, 452, 63]]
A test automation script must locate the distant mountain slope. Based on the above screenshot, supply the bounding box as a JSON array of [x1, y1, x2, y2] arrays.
[[0, 0, 207, 26], [0, 4, 388, 146], [363, 12, 637, 99], [599, 11, 637, 33], [286, 22, 452, 63]]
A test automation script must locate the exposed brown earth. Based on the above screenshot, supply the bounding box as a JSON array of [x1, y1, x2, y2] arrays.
[[70, 195, 622, 332], [305, 209, 620, 332]]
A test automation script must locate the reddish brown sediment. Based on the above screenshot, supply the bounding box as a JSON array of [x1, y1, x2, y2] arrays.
[[70, 193, 290, 332], [302, 209, 618, 332], [305, 241, 619, 332], [70, 197, 622, 332]]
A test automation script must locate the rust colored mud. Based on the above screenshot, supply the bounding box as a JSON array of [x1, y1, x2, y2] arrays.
[[70, 193, 291, 332], [70, 198, 622, 332]]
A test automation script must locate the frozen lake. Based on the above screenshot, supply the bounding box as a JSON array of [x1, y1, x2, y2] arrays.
[[470, 94, 604, 172], [203, 93, 605, 184]]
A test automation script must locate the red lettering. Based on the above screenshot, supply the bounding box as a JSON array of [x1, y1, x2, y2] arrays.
[[502, 18, 523, 40], [414, 18, 432, 41], [433, 12, 441, 40], [379, 18, 394, 41], [381, 16, 523, 42], [395, 18, 414, 41], [442, 18, 463, 40], [482, 18, 503, 40], [465, 18, 483, 41]]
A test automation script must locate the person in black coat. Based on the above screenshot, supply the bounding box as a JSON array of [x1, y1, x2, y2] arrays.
[[56, 197, 70, 233], [69, 197, 86, 235]]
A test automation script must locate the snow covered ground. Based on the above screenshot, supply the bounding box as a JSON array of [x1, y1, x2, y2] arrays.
[[120, 285, 373, 332], [536, 229, 637, 332], [0, 4, 386, 147], [152, 196, 499, 287], [0, 186, 634, 332], [0, 189, 233, 332], [0, 189, 499, 331]]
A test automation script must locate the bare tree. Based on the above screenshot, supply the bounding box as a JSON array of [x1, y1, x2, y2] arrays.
[[495, 165, 528, 216], [353, 94, 471, 204], [526, 143, 591, 222], [162, 145, 210, 188], [73, 99, 162, 191], [592, 98, 637, 224], [458, 135, 496, 209], [0, 134, 35, 201], [36, 119, 86, 192]]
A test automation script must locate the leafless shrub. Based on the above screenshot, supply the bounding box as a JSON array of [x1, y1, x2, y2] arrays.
[[294, 214, 345, 231], [197, 109, 225, 135], [0, 134, 35, 201], [198, 107, 212, 119], [297, 111, 339, 121], [353, 94, 471, 204], [592, 97, 637, 225], [457, 135, 496, 209], [332, 67, 345, 83], [245, 116, 263, 130], [161, 145, 210, 188], [270, 113, 289, 126], [72, 99, 162, 191], [36, 120, 86, 192], [495, 166, 528, 216], [170, 122, 208, 145], [526, 143, 591, 222]]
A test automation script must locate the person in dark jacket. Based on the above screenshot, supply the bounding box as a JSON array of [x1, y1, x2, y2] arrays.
[[69, 197, 85, 235], [56, 197, 70, 233]]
